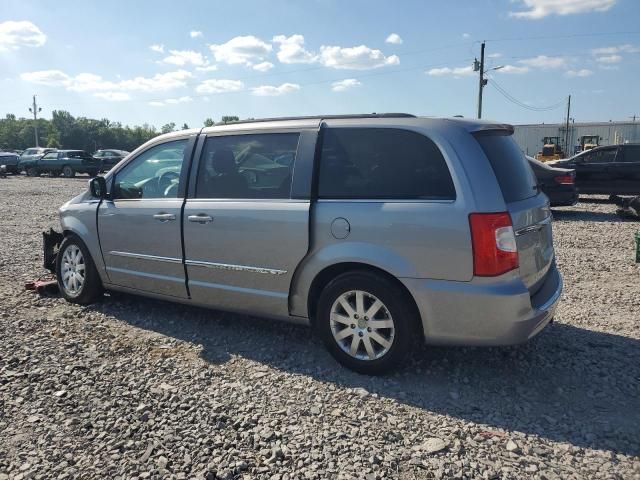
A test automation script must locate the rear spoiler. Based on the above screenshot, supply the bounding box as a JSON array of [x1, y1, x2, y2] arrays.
[[471, 124, 515, 136]]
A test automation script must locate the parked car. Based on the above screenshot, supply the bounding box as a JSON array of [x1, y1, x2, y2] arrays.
[[527, 156, 578, 207], [18, 147, 56, 172], [45, 114, 562, 374], [548, 144, 640, 196], [0, 151, 21, 174], [23, 150, 101, 177], [93, 149, 130, 172]]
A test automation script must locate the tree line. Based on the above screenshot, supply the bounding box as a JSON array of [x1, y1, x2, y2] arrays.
[[0, 111, 241, 153]]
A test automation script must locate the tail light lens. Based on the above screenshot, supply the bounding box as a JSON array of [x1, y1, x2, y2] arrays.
[[554, 174, 574, 185], [469, 212, 519, 276]]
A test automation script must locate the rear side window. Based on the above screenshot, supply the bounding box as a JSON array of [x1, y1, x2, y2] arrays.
[[317, 128, 455, 200], [475, 134, 537, 203], [620, 146, 640, 163]]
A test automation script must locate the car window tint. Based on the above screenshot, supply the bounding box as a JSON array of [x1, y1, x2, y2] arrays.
[[113, 139, 187, 200], [475, 133, 537, 203], [590, 148, 617, 163], [195, 133, 300, 199], [621, 146, 640, 163], [317, 128, 455, 200]]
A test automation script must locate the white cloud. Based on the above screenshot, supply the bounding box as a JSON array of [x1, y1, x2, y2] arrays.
[[319, 45, 399, 70], [195, 79, 244, 94], [190, 31, 203, 39], [209, 35, 272, 66], [596, 54, 622, 64], [21, 69, 192, 93], [385, 33, 403, 45], [462, 33, 471, 39], [196, 65, 218, 72], [488, 52, 503, 58], [591, 44, 639, 55], [272, 34, 317, 64], [565, 69, 593, 77], [497, 65, 530, 74], [598, 64, 619, 70], [253, 61, 274, 72], [94, 92, 130, 102], [509, 0, 616, 19], [0, 21, 46, 51], [518, 55, 566, 69], [20, 70, 70, 86], [251, 83, 300, 96], [331, 78, 361, 92], [149, 96, 192, 107], [162, 49, 208, 67], [427, 65, 475, 77], [150, 44, 164, 54]]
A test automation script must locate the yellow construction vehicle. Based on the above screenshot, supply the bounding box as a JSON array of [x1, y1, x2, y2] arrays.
[[576, 135, 600, 153], [535, 136, 565, 162]]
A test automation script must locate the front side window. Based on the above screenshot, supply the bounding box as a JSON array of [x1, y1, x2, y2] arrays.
[[318, 128, 455, 200], [620, 146, 640, 163], [590, 148, 617, 163], [195, 133, 300, 199], [113, 139, 187, 200]]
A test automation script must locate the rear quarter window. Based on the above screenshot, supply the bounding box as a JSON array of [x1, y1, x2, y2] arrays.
[[475, 134, 537, 203], [317, 128, 455, 200]]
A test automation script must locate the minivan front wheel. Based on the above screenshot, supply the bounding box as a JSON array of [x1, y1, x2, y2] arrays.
[[56, 235, 103, 304], [317, 272, 416, 374]]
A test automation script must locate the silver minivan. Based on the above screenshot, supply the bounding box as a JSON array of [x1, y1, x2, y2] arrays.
[[47, 114, 562, 374]]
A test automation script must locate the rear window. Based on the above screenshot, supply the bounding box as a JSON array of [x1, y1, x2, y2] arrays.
[[475, 134, 537, 203], [317, 128, 455, 200]]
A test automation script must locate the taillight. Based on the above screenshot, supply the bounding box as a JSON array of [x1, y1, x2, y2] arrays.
[[554, 174, 574, 185], [469, 212, 519, 276]]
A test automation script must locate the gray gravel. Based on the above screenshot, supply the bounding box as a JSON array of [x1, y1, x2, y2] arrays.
[[1, 175, 639, 480]]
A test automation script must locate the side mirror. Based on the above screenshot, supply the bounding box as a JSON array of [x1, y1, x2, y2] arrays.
[[89, 176, 107, 199]]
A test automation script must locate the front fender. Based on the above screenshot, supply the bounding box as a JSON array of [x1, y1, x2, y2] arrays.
[[59, 199, 108, 282]]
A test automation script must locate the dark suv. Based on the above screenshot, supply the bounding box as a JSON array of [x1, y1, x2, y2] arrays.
[[549, 144, 640, 195]]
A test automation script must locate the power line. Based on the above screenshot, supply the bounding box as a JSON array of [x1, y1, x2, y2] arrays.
[[488, 78, 565, 111]]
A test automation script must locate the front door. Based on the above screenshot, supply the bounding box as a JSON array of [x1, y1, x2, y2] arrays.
[[98, 137, 193, 298], [183, 131, 313, 317], [571, 147, 617, 193], [612, 145, 640, 195]]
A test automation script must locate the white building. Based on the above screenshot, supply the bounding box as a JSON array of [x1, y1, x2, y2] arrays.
[[513, 121, 640, 157]]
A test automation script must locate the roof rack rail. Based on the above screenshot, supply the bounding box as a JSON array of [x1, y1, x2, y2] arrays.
[[215, 113, 416, 126]]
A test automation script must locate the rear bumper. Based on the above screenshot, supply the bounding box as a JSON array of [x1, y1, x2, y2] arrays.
[[401, 264, 563, 346], [547, 187, 579, 207]]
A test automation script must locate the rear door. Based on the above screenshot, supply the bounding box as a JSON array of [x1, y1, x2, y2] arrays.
[[613, 145, 640, 194], [183, 129, 316, 317], [571, 147, 617, 193], [476, 133, 554, 294], [98, 136, 195, 298]]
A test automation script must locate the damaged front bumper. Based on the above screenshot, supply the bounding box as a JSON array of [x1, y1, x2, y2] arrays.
[[43, 228, 64, 273]]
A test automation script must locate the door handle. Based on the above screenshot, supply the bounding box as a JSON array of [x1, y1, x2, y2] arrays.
[[153, 213, 176, 222], [188, 214, 213, 224]]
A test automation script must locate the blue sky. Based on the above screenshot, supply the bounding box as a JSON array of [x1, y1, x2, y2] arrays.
[[1, 0, 639, 128]]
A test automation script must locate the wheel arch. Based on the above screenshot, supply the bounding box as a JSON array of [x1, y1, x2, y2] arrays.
[[304, 262, 424, 337]]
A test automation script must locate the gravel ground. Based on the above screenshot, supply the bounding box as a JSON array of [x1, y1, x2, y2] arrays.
[[0, 175, 639, 480]]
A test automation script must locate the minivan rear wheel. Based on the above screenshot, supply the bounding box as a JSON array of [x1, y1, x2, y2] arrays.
[[62, 166, 75, 178], [317, 272, 416, 374]]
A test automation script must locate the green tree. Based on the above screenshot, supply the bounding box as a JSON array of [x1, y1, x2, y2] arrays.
[[181, 123, 189, 130], [161, 122, 176, 134], [203, 118, 215, 127], [220, 116, 239, 124]]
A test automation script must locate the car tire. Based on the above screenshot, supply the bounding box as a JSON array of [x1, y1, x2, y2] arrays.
[[62, 166, 75, 178], [56, 235, 103, 305], [26, 167, 39, 177], [316, 271, 417, 375]]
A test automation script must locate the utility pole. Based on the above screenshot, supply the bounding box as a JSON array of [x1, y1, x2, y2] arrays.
[[28, 95, 42, 147], [475, 42, 487, 119], [564, 95, 571, 155]]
